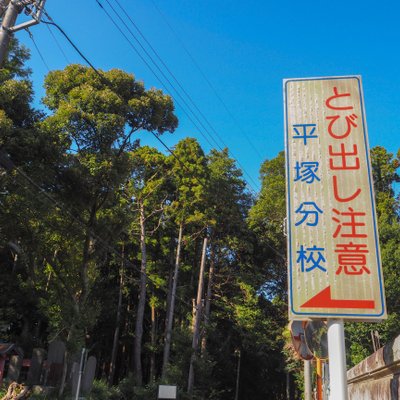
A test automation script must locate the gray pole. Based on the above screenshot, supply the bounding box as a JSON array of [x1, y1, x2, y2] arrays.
[[304, 360, 312, 400], [75, 348, 86, 400], [234, 349, 241, 400], [0, 0, 20, 66], [327, 319, 348, 400], [0, 0, 11, 18]]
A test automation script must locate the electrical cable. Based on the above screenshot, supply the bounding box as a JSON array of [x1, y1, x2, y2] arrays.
[[119, 0, 264, 164], [45, 22, 70, 64], [23, 9, 286, 263], [40, 9, 247, 199], [111, 0, 245, 157], [41, 12, 107, 84], [95, 0, 217, 151], [96, 0, 260, 193], [41, 7, 259, 196], [26, 27, 50, 71], [149, 0, 264, 161]]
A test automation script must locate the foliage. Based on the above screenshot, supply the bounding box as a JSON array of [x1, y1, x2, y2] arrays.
[[88, 380, 121, 400], [346, 146, 400, 367], [3, 38, 399, 400]]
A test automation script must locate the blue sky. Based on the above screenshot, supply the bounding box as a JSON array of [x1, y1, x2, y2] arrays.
[[14, 0, 400, 192]]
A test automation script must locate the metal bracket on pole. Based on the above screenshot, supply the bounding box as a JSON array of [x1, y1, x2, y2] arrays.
[[8, 0, 46, 32]]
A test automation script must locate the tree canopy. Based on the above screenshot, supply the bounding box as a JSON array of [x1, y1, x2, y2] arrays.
[[1, 39, 399, 400]]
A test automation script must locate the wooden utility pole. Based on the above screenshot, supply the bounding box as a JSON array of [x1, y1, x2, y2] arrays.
[[201, 244, 215, 355], [187, 237, 207, 395]]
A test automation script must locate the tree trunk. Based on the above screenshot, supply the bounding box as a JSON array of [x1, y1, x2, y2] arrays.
[[162, 222, 183, 379], [121, 299, 132, 379], [163, 246, 175, 344], [81, 202, 97, 304], [201, 244, 215, 355], [61, 203, 96, 396], [133, 201, 147, 385], [58, 325, 75, 397], [187, 237, 207, 394], [108, 244, 125, 386], [149, 300, 156, 383]]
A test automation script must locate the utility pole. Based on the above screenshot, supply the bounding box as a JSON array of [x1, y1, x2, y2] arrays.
[[0, 0, 20, 65], [187, 237, 207, 395], [0, 0, 11, 17], [0, 0, 47, 66]]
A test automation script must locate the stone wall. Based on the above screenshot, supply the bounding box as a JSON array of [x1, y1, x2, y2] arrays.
[[347, 334, 400, 399]]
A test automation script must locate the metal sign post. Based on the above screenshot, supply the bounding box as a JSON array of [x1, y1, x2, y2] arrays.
[[327, 320, 347, 399], [284, 76, 387, 400]]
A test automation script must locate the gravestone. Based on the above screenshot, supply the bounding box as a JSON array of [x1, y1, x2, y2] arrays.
[[47, 341, 65, 364], [46, 341, 65, 386], [70, 361, 80, 396], [27, 348, 46, 385], [7, 354, 23, 382], [82, 356, 96, 394]]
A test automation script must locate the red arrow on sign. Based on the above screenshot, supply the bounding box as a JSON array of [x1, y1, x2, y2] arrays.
[[301, 286, 375, 309]]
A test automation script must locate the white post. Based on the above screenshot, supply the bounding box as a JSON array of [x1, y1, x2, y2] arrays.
[[75, 348, 86, 400], [327, 319, 348, 400]]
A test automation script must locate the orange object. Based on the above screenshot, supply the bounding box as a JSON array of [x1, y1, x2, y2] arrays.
[[316, 357, 323, 400]]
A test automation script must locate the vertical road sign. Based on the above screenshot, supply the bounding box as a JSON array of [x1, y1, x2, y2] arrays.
[[284, 76, 386, 320]]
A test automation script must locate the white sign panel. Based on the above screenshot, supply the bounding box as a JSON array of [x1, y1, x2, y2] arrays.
[[158, 385, 177, 399], [284, 76, 386, 320]]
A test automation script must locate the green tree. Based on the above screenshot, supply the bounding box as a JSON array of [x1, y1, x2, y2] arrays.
[[201, 148, 252, 353], [33, 64, 177, 394], [346, 146, 400, 366], [125, 146, 169, 385], [162, 137, 209, 378], [248, 151, 287, 298], [0, 38, 62, 352]]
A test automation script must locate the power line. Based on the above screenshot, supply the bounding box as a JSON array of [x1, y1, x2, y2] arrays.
[[42, 4, 256, 197], [41, 12, 106, 83], [105, 0, 260, 192], [112, 0, 252, 161], [96, 0, 260, 194], [94, 0, 217, 150], [41, 8, 259, 198], [112, 0, 262, 191], [45, 22, 70, 64], [26, 27, 50, 71], [22, 11, 223, 208], [49, 2, 258, 197], [36, 18, 212, 197], [150, 0, 264, 162]]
